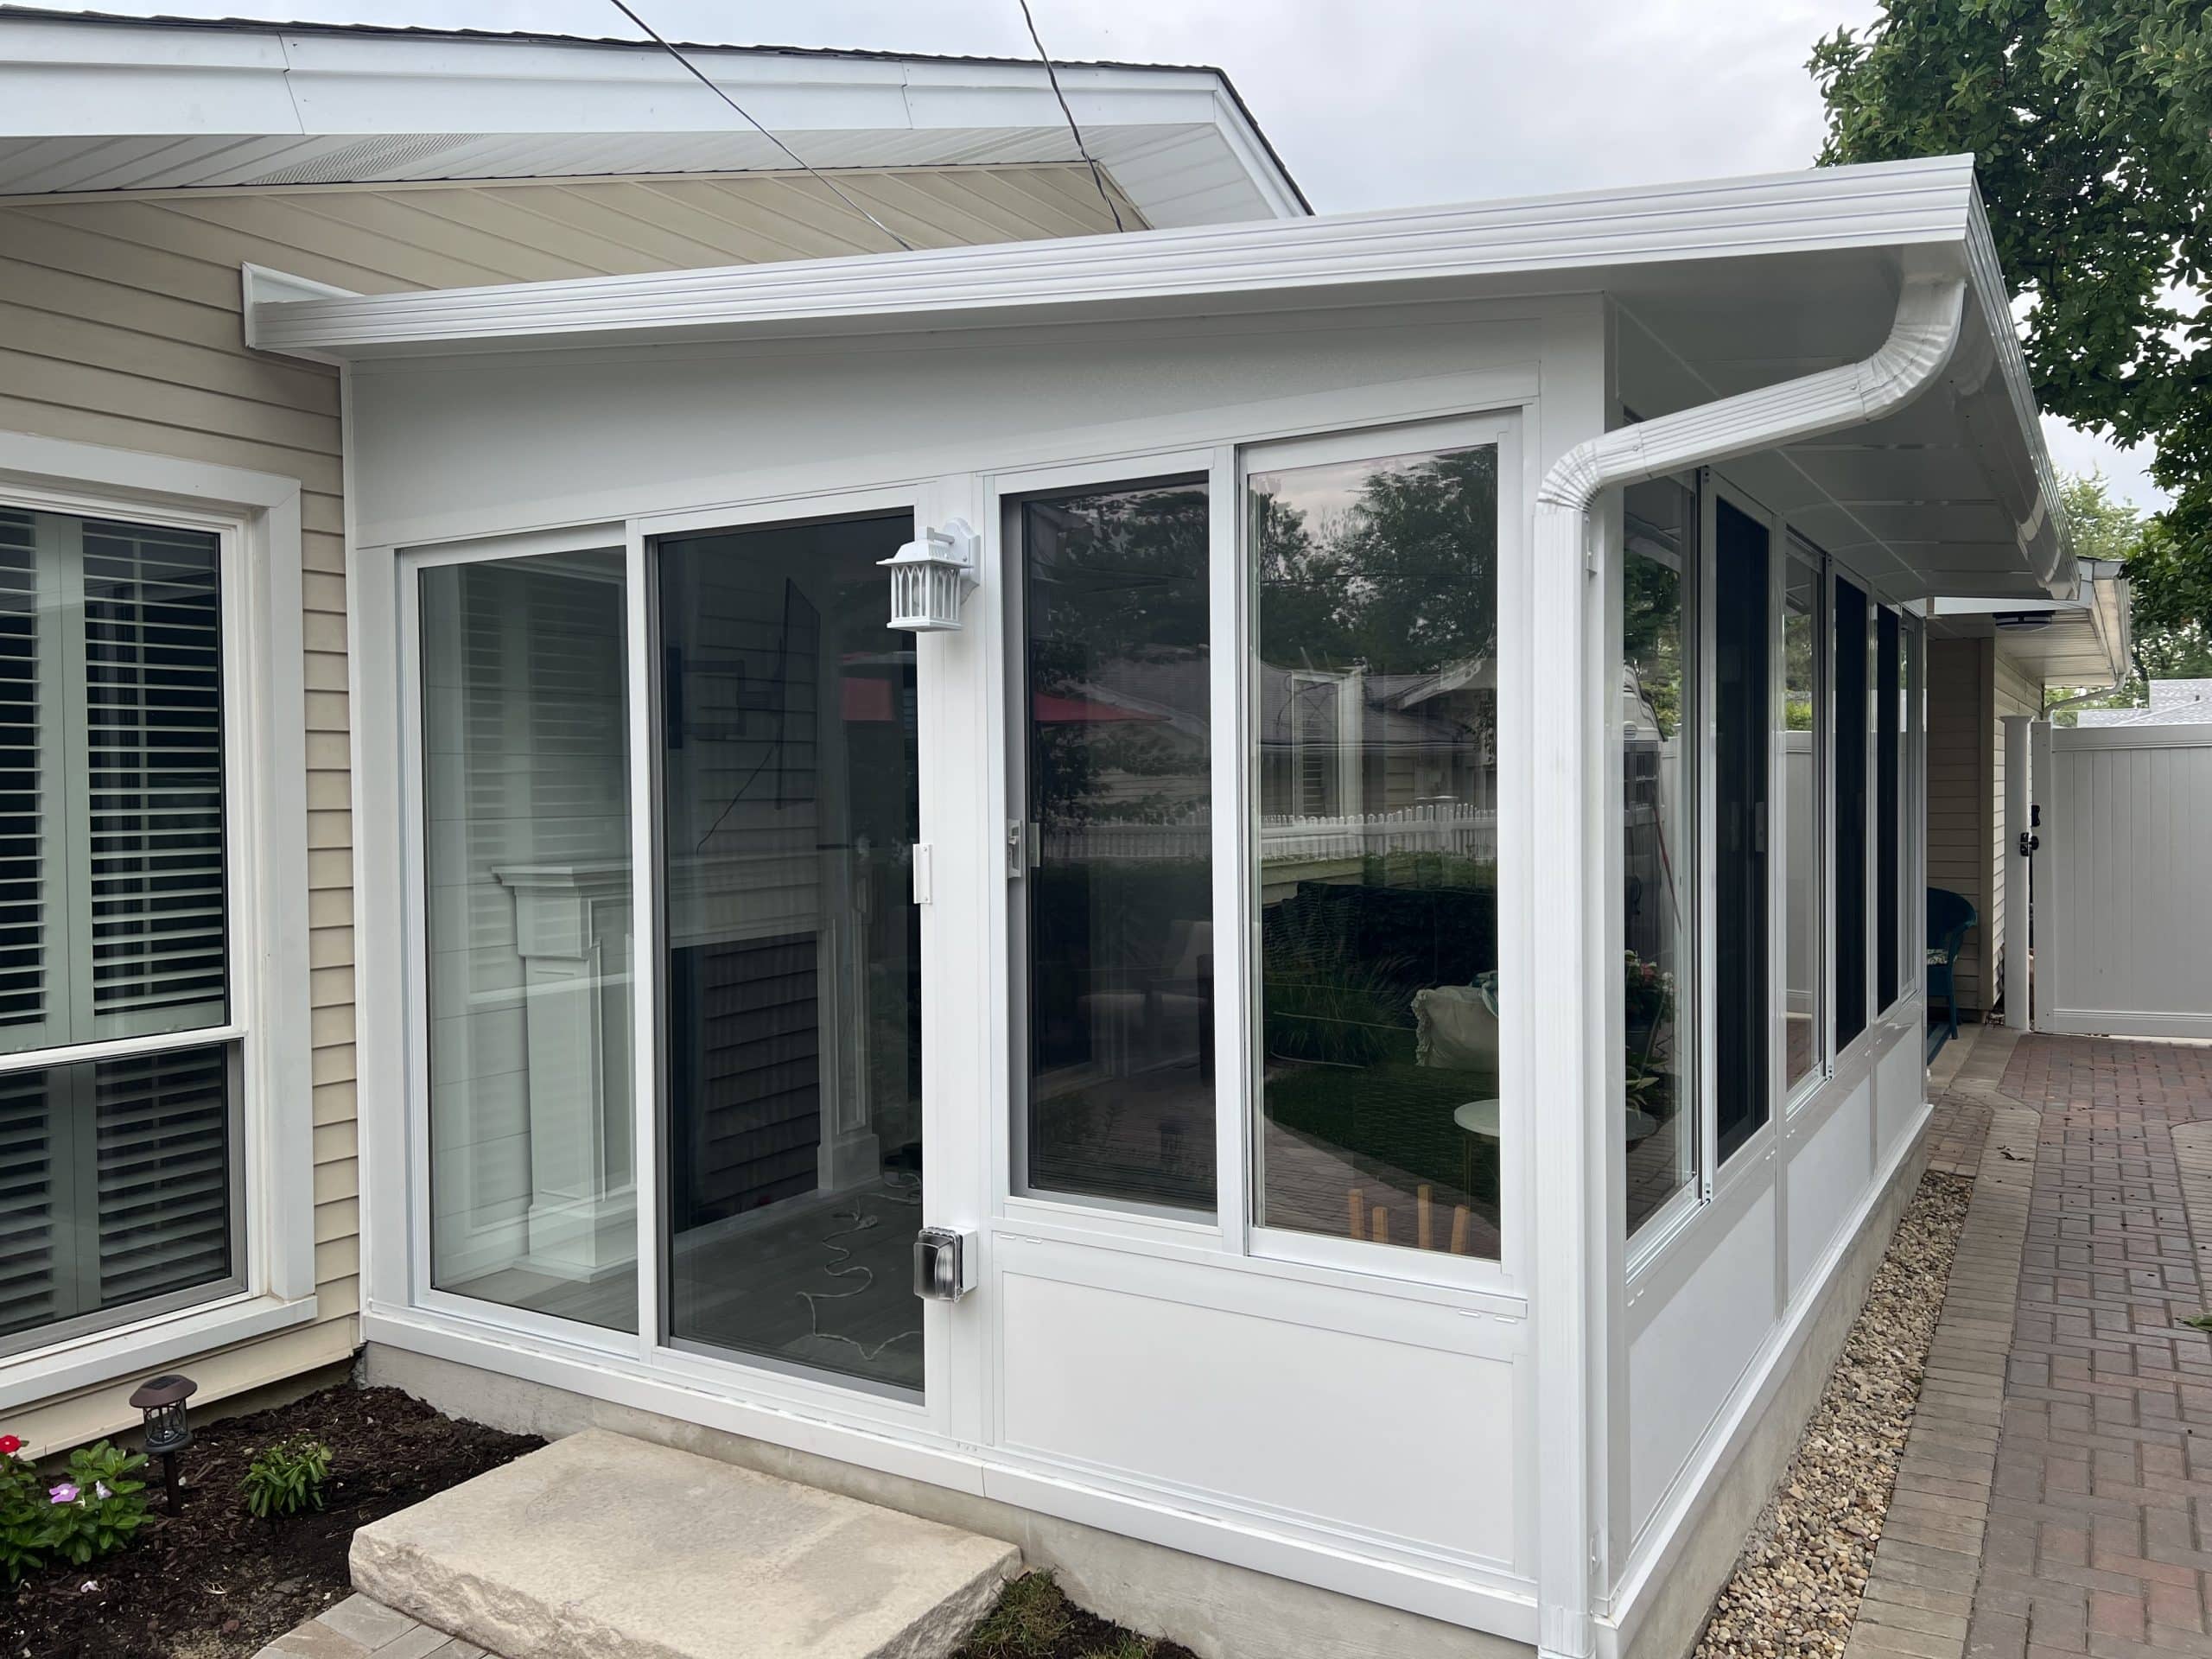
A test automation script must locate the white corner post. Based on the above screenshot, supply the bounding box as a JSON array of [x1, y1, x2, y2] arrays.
[[1530, 265, 1966, 1659], [2000, 714, 2033, 1028]]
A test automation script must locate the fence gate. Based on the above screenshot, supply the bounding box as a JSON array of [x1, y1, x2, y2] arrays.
[[2031, 721, 2212, 1039]]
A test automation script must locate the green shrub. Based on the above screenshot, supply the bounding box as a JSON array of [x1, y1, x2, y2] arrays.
[[0, 1435, 149, 1585], [241, 1436, 330, 1520]]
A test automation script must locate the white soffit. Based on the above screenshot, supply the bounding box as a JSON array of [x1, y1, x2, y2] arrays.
[[0, 11, 1306, 229]]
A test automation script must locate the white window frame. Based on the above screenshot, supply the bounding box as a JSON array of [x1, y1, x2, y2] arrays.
[[0, 430, 315, 1411]]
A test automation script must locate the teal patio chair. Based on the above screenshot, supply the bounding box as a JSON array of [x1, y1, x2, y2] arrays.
[[1926, 887, 1977, 1043]]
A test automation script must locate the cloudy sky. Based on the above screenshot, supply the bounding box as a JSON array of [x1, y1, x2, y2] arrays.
[[18, 0, 2165, 508]]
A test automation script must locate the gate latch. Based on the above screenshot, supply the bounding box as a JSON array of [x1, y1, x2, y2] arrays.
[[2018, 830, 2039, 859]]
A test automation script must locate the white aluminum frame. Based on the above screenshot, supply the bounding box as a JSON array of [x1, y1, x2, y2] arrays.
[[0, 429, 315, 1411]]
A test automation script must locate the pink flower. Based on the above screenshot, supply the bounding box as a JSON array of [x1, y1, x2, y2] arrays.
[[0, 1434, 20, 1455], [48, 1481, 79, 1504]]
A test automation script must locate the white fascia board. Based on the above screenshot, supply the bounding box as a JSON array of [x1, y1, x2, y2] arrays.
[[249, 155, 1980, 360], [1957, 183, 2072, 597]]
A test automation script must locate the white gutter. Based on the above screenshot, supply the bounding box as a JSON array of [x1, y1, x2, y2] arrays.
[[1531, 267, 1966, 1659]]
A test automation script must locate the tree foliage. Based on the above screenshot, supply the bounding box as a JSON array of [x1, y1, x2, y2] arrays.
[[1809, 0, 2212, 648]]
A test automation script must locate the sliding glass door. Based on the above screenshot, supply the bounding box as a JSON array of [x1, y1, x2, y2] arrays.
[[413, 508, 929, 1397], [655, 512, 925, 1393]]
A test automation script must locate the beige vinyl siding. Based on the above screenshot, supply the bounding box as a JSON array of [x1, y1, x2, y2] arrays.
[[0, 162, 1129, 1452], [1926, 638, 1995, 1013]]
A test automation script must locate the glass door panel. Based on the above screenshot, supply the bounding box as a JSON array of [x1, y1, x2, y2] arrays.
[[1015, 480, 1215, 1212], [656, 512, 924, 1393], [419, 550, 637, 1332]]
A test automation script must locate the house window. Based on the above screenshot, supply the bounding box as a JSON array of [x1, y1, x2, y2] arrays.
[[0, 505, 240, 1354], [1782, 542, 1824, 1091], [1876, 606, 1902, 1010], [1249, 435, 1501, 1259], [1623, 478, 1694, 1234], [1834, 575, 1870, 1049], [1016, 480, 1215, 1214]]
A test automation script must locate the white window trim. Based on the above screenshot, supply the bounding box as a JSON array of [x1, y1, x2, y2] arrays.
[[0, 429, 315, 1412]]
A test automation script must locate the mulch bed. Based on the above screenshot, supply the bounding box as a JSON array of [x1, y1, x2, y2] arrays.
[[1694, 1168, 1974, 1659], [3, 1382, 541, 1659]]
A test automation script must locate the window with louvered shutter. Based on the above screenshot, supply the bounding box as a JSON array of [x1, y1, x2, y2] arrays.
[[0, 505, 238, 1355]]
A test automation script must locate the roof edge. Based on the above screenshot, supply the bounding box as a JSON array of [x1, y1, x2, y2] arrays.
[[248, 156, 1980, 361]]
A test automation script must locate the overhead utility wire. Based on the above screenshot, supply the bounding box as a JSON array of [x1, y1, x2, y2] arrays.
[[605, 0, 915, 252], [1015, 0, 1127, 232]]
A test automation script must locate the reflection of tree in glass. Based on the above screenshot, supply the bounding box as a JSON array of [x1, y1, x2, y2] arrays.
[[1784, 607, 1816, 732], [1623, 555, 1682, 740], [1027, 484, 1210, 829], [1255, 448, 1498, 678]]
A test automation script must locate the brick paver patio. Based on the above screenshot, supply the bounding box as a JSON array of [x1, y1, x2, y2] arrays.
[[1846, 1030, 2212, 1659]]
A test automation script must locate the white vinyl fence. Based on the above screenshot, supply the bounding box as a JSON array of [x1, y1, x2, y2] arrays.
[[2034, 722, 2212, 1039]]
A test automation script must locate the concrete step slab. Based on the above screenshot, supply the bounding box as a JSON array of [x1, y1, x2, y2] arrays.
[[350, 1428, 1018, 1659]]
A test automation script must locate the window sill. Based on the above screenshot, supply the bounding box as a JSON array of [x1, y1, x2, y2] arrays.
[[0, 1292, 317, 1416]]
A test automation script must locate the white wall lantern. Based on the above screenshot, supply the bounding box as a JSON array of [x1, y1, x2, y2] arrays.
[[880, 518, 980, 632]]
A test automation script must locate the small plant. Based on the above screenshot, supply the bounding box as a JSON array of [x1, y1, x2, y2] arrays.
[[0, 1433, 44, 1586], [966, 1572, 1077, 1659], [240, 1436, 331, 1520], [2183, 1313, 2212, 1333], [0, 1434, 149, 1584], [41, 1442, 149, 1567]]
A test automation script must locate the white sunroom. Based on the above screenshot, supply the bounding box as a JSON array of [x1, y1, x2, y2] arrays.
[[245, 155, 2070, 1659]]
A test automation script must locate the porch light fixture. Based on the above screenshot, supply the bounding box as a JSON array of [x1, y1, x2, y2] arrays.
[[880, 518, 979, 632], [129, 1373, 196, 1512]]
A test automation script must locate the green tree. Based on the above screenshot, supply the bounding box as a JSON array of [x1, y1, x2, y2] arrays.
[[2043, 474, 2212, 716], [1809, 1, 2212, 645]]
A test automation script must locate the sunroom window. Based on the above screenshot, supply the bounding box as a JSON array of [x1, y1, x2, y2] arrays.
[[1622, 478, 1694, 1234], [1249, 435, 1502, 1260], [0, 505, 238, 1354]]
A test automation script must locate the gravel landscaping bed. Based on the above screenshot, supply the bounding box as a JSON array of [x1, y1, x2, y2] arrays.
[[1694, 1169, 1974, 1659]]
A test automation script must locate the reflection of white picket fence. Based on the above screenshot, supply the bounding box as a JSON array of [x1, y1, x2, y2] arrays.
[[1262, 805, 1497, 862], [1042, 805, 1497, 863]]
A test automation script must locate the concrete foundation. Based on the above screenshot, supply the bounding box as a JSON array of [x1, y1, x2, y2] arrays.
[[359, 1344, 1530, 1659]]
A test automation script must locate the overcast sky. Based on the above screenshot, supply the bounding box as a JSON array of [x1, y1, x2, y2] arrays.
[[18, 0, 2166, 510]]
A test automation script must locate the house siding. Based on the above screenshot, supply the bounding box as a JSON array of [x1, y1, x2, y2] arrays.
[[0, 162, 1130, 1451]]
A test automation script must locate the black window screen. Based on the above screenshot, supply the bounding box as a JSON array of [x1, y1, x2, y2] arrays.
[[1834, 577, 1868, 1049], [1713, 499, 1770, 1163]]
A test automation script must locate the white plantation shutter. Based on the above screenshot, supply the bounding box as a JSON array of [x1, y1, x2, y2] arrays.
[[92, 1044, 233, 1310], [0, 513, 44, 1039], [0, 506, 238, 1353], [81, 520, 228, 1033], [0, 1066, 59, 1339]]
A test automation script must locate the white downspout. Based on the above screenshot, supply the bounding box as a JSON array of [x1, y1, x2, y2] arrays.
[[1531, 266, 1967, 1659]]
